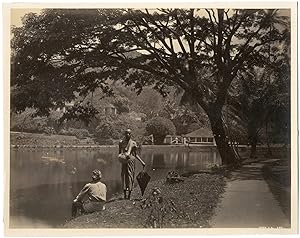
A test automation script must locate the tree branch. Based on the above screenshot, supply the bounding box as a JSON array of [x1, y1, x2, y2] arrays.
[[135, 10, 175, 55], [233, 20, 268, 64], [143, 9, 188, 56], [205, 9, 217, 50]]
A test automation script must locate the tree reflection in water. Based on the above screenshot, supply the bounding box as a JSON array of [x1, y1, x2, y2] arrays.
[[10, 147, 221, 228]]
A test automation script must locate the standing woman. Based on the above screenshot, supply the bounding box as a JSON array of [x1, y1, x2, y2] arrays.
[[119, 129, 145, 200]]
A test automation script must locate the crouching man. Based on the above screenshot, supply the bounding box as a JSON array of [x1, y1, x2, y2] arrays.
[[72, 169, 107, 217]]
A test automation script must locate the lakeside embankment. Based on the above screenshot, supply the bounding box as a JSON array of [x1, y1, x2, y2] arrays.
[[11, 131, 291, 228], [63, 173, 226, 228], [10, 131, 280, 152], [262, 159, 291, 222], [62, 151, 291, 229], [10, 131, 220, 149]]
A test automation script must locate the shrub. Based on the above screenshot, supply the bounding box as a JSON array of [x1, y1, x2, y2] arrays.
[[95, 114, 146, 143], [59, 128, 90, 139], [145, 117, 176, 145], [58, 129, 69, 135], [94, 138, 115, 145], [207, 163, 226, 175], [112, 96, 130, 113], [43, 126, 56, 135]]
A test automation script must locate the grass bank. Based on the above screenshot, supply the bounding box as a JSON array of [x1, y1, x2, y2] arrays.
[[63, 173, 225, 228], [262, 159, 291, 222], [10, 131, 81, 146]]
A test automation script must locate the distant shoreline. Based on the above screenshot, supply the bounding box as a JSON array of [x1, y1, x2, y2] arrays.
[[10, 131, 287, 150], [10, 131, 219, 150]]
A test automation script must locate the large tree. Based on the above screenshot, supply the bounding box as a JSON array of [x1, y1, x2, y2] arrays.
[[229, 67, 279, 158], [11, 9, 289, 166], [227, 26, 290, 158]]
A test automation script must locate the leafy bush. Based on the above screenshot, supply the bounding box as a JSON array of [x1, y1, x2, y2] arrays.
[[95, 114, 146, 143], [207, 163, 226, 175], [10, 110, 49, 134], [145, 117, 176, 144], [95, 119, 120, 140], [58, 129, 69, 135], [112, 96, 130, 113], [43, 126, 56, 135], [58, 128, 90, 139], [94, 138, 115, 145]]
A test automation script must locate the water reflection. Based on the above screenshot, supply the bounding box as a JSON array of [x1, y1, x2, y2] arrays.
[[152, 154, 165, 169], [10, 147, 220, 228]]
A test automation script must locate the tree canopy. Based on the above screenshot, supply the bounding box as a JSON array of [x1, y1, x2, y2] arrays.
[[11, 8, 290, 165]]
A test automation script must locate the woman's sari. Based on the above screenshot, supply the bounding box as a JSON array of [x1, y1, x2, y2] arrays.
[[119, 139, 137, 191]]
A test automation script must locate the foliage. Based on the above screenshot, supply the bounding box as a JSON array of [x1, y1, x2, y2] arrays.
[[112, 95, 130, 114], [141, 187, 177, 228], [10, 108, 50, 133], [208, 163, 226, 175], [161, 99, 210, 135], [64, 173, 225, 228], [134, 88, 164, 119], [95, 117, 118, 140], [10, 108, 36, 132], [228, 58, 290, 151], [60, 102, 99, 126], [95, 114, 146, 143], [94, 137, 115, 145], [42, 126, 56, 135], [11, 9, 290, 164], [268, 58, 290, 144], [11, 9, 288, 115], [59, 127, 90, 139], [145, 117, 176, 144], [47, 110, 64, 132]]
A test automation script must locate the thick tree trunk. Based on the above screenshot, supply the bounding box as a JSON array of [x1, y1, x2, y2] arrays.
[[208, 111, 240, 167]]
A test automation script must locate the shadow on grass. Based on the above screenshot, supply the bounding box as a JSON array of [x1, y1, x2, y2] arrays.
[[262, 161, 291, 223], [227, 165, 265, 181]]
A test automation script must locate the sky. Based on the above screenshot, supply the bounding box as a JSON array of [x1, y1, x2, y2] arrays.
[[9, 7, 291, 58], [11, 8, 42, 27], [11, 7, 291, 27]]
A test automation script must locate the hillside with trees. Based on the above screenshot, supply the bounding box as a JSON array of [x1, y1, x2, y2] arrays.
[[11, 84, 209, 145], [11, 9, 290, 165]]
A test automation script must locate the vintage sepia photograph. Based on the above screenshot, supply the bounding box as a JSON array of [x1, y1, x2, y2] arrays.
[[4, 2, 298, 235]]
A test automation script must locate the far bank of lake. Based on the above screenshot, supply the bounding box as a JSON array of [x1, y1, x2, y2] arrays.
[[9, 132, 290, 228], [10, 144, 222, 228]]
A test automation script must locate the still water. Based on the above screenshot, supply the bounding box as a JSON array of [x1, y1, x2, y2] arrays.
[[10, 147, 220, 228]]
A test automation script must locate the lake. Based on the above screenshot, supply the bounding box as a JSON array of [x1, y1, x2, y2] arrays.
[[9, 146, 221, 228]]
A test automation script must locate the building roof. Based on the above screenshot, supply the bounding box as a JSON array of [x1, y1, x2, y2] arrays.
[[184, 128, 213, 137]]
